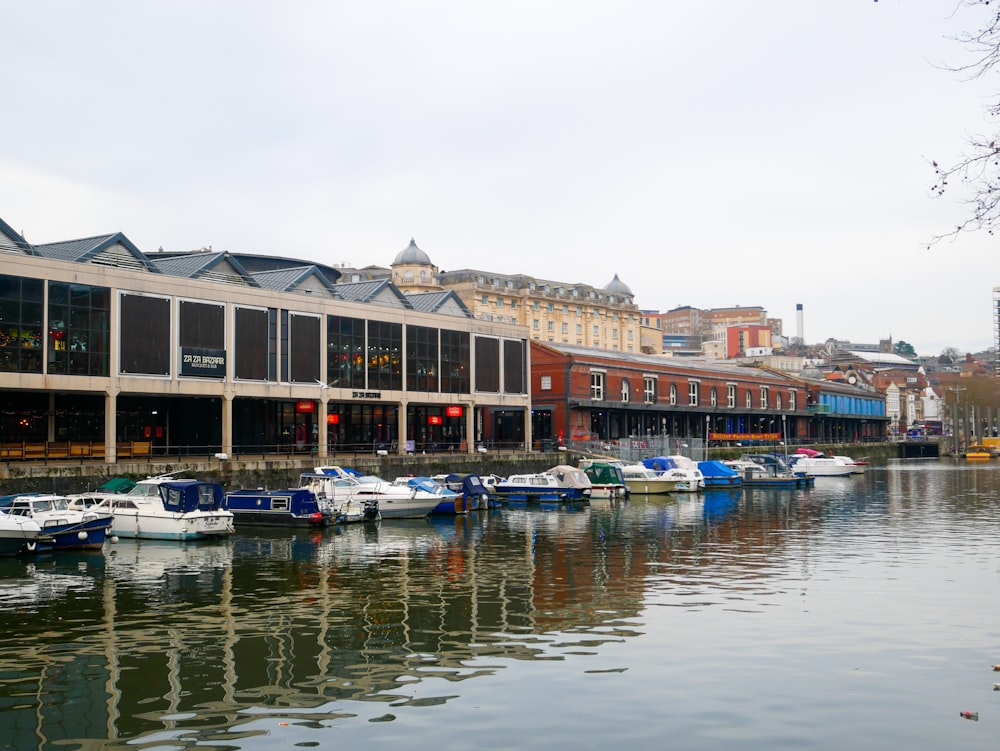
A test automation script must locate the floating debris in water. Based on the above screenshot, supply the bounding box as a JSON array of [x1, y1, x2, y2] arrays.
[[960, 711, 979, 721]]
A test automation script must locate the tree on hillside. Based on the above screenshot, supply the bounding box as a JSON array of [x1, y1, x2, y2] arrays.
[[895, 340, 917, 358], [939, 346, 963, 364], [928, 1, 1000, 243]]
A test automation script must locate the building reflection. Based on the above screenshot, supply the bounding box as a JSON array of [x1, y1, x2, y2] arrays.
[[0, 488, 849, 750]]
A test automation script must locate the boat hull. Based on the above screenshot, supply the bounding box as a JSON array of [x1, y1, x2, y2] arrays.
[[39, 515, 112, 551], [108, 511, 234, 540]]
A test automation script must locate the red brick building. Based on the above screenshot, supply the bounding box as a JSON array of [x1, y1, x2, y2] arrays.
[[529, 342, 887, 447]]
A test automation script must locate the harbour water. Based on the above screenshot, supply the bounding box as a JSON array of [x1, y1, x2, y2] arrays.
[[0, 459, 997, 750]]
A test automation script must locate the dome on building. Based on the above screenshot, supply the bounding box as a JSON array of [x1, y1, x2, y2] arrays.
[[392, 238, 432, 266], [604, 273, 632, 296]]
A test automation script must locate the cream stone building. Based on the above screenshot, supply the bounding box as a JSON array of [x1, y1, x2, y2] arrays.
[[382, 239, 647, 353]]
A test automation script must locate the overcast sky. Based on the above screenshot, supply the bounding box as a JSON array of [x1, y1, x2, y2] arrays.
[[2, 2, 997, 357]]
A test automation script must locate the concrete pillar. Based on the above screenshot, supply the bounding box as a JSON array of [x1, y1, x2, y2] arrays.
[[398, 398, 408, 455], [105, 390, 117, 464], [221, 394, 233, 456]]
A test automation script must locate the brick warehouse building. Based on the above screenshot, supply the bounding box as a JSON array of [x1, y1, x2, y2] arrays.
[[529, 342, 887, 447]]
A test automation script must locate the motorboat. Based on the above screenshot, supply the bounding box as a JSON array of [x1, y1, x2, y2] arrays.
[[303, 469, 439, 519], [697, 460, 742, 487], [0, 493, 112, 551], [493, 472, 570, 502], [431, 473, 498, 509], [0, 509, 42, 556], [794, 447, 865, 474], [223, 488, 333, 527], [727, 454, 814, 487], [788, 454, 855, 477], [641, 456, 704, 492], [391, 476, 465, 514], [92, 475, 234, 540], [831, 455, 869, 473], [299, 467, 380, 522], [578, 460, 627, 499], [619, 464, 679, 495], [545, 465, 593, 500]]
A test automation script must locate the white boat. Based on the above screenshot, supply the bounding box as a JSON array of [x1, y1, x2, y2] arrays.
[[832, 455, 869, 474], [789, 455, 855, 477], [92, 475, 234, 540], [352, 476, 441, 518], [299, 467, 380, 522], [620, 464, 680, 495], [0, 510, 41, 556], [641, 456, 705, 492], [1, 494, 112, 551]]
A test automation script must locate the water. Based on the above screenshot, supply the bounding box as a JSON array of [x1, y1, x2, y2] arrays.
[[1, 459, 997, 751]]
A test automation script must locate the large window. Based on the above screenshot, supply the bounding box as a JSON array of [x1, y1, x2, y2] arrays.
[[503, 339, 526, 394], [759, 386, 769, 409], [727, 384, 737, 408], [643, 376, 656, 404], [440, 329, 470, 393], [0, 275, 44, 374], [368, 321, 402, 390], [234, 306, 274, 381], [669, 383, 677, 405], [288, 313, 320, 384], [327, 315, 366, 389], [688, 381, 699, 406], [120, 293, 170, 375], [47, 281, 110, 376], [406, 325, 438, 392], [474, 336, 500, 393], [621, 378, 630, 403]]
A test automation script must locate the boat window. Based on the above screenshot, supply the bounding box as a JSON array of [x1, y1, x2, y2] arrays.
[[272, 496, 290, 511]]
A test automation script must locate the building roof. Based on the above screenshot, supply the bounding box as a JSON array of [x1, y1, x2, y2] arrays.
[[846, 350, 917, 367], [604, 273, 632, 296], [392, 238, 432, 266], [153, 252, 258, 286], [32, 233, 159, 273], [251, 265, 338, 295], [334, 279, 414, 309], [405, 290, 474, 317]]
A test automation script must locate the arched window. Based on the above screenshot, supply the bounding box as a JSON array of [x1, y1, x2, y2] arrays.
[[621, 378, 630, 403]]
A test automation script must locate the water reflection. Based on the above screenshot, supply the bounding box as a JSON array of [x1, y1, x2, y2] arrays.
[[1, 461, 999, 750]]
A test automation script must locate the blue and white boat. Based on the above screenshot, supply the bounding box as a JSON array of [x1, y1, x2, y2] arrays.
[[493, 467, 590, 502], [390, 476, 463, 515], [223, 488, 332, 527], [0, 494, 112, 551], [697, 460, 742, 487], [93, 476, 234, 540]]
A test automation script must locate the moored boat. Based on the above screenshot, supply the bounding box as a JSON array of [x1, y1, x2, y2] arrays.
[[0, 493, 112, 551], [578, 460, 628, 499], [223, 488, 332, 527], [620, 464, 679, 495], [93, 475, 234, 541], [641, 456, 704, 492], [697, 460, 742, 487], [299, 466, 381, 522], [0, 509, 42, 556], [493, 472, 569, 502], [964, 444, 993, 460]]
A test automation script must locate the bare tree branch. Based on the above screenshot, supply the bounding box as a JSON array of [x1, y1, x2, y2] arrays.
[[927, 0, 1000, 245]]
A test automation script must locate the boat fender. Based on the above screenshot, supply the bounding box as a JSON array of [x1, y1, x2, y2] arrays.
[[78, 530, 89, 541], [25, 541, 36, 552]]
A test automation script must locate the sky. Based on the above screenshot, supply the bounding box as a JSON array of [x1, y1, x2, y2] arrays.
[[2, 1, 998, 358]]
